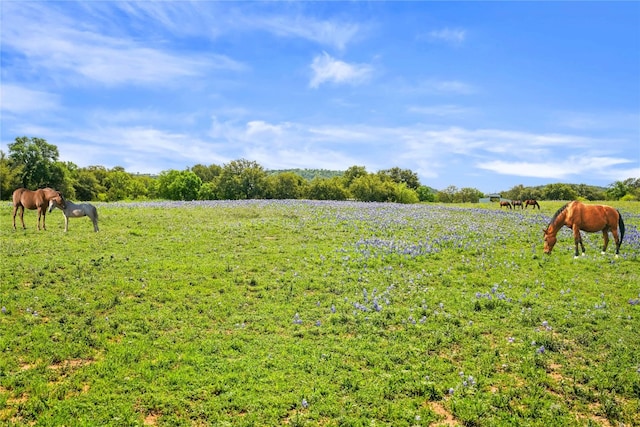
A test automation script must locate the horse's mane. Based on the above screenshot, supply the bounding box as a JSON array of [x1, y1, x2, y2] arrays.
[[548, 203, 569, 227]]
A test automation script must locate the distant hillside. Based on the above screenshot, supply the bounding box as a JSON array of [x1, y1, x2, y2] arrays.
[[266, 169, 344, 181]]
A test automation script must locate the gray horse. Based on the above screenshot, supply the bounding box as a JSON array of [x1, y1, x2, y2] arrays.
[[48, 198, 99, 232]]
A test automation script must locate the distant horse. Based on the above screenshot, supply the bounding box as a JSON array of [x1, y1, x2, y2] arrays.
[[12, 187, 64, 230], [511, 200, 523, 209], [48, 197, 99, 232], [543, 201, 624, 258], [499, 201, 512, 209], [524, 199, 540, 209]]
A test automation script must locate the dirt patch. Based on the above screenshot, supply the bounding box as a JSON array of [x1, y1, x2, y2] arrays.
[[428, 401, 459, 426]]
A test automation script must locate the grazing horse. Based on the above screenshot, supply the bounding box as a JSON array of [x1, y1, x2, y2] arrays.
[[524, 199, 540, 209], [12, 187, 64, 230], [48, 197, 99, 232], [543, 201, 624, 258], [499, 201, 512, 209], [511, 200, 523, 209]]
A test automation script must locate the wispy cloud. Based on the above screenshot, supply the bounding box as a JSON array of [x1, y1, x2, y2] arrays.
[[408, 105, 473, 117], [423, 27, 466, 45], [1, 85, 60, 114], [252, 15, 361, 51], [2, 2, 245, 87], [478, 157, 634, 179], [309, 52, 373, 88]]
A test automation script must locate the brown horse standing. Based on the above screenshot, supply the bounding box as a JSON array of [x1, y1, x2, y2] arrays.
[[499, 201, 512, 209], [12, 188, 64, 230], [524, 199, 540, 209], [511, 200, 523, 209], [543, 201, 625, 257]]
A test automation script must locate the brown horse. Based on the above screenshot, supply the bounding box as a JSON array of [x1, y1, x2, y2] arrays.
[[543, 201, 625, 257], [524, 199, 540, 209], [499, 201, 512, 209], [511, 200, 523, 209], [12, 188, 65, 230]]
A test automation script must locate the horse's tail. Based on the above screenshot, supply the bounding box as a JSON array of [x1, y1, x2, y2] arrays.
[[617, 210, 625, 244]]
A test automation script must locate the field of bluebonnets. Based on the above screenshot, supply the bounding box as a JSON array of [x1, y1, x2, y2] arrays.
[[1, 199, 639, 426]]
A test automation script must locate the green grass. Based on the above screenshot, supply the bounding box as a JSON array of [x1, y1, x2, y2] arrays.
[[1, 200, 639, 426]]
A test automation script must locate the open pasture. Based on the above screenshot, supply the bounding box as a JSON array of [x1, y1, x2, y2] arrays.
[[1, 200, 639, 426]]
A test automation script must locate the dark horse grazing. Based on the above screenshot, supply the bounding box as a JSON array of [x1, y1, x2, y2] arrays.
[[543, 201, 625, 258], [12, 188, 64, 230], [524, 199, 540, 209], [511, 200, 523, 209], [499, 201, 512, 209]]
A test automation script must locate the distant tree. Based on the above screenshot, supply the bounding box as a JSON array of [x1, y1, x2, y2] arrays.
[[308, 177, 348, 200], [157, 169, 202, 200], [342, 165, 368, 189], [377, 167, 420, 190], [454, 187, 484, 203], [542, 183, 578, 201], [217, 159, 267, 199], [266, 172, 308, 199], [436, 185, 458, 203], [392, 183, 420, 204], [197, 180, 221, 200], [191, 164, 222, 183], [606, 180, 629, 201], [105, 168, 135, 201], [0, 150, 22, 199], [416, 185, 435, 202], [74, 168, 103, 201], [8, 136, 61, 189], [350, 174, 394, 202]]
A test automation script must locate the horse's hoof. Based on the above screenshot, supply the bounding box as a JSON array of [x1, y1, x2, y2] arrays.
[[601, 251, 606, 255]]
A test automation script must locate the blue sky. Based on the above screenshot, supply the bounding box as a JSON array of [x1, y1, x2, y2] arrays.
[[1, 1, 638, 193]]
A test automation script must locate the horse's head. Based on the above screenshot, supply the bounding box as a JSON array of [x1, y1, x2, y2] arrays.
[[48, 194, 66, 212], [542, 228, 556, 254]]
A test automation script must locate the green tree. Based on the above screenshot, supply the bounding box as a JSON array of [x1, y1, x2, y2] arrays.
[[157, 170, 202, 200], [416, 185, 435, 202], [104, 168, 134, 201], [436, 186, 458, 203], [342, 165, 368, 189], [542, 183, 578, 201], [377, 167, 420, 190], [8, 136, 60, 189], [606, 180, 629, 201], [191, 164, 222, 183], [0, 150, 22, 199], [217, 159, 267, 200], [308, 177, 348, 200], [350, 174, 392, 202], [454, 187, 484, 203], [266, 172, 308, 199], [74, 168, 104, 201]]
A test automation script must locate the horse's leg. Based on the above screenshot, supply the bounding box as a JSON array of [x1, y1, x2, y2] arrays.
[[600, 230, 609, 255], [572, 226, 584, 257], [12, 205, 19, 229], [611, 228, 621, 257], [64, 215, 69, 232]]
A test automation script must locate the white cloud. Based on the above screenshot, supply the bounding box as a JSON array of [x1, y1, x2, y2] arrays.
[[309, 52, 373, 88], [1, 85, 60, 113], [477, 156, 634, 179], [426, 28, 466, 45], [408, 104, 472, 117], [2, 3, 245, 87], [254, 15, 361, 51]]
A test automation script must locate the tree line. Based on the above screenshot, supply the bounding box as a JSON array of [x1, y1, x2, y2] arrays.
[[1, 137, 638, 203]]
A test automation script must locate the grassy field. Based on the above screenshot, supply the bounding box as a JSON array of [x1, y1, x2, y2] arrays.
[[1, 200, 639, 426]]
